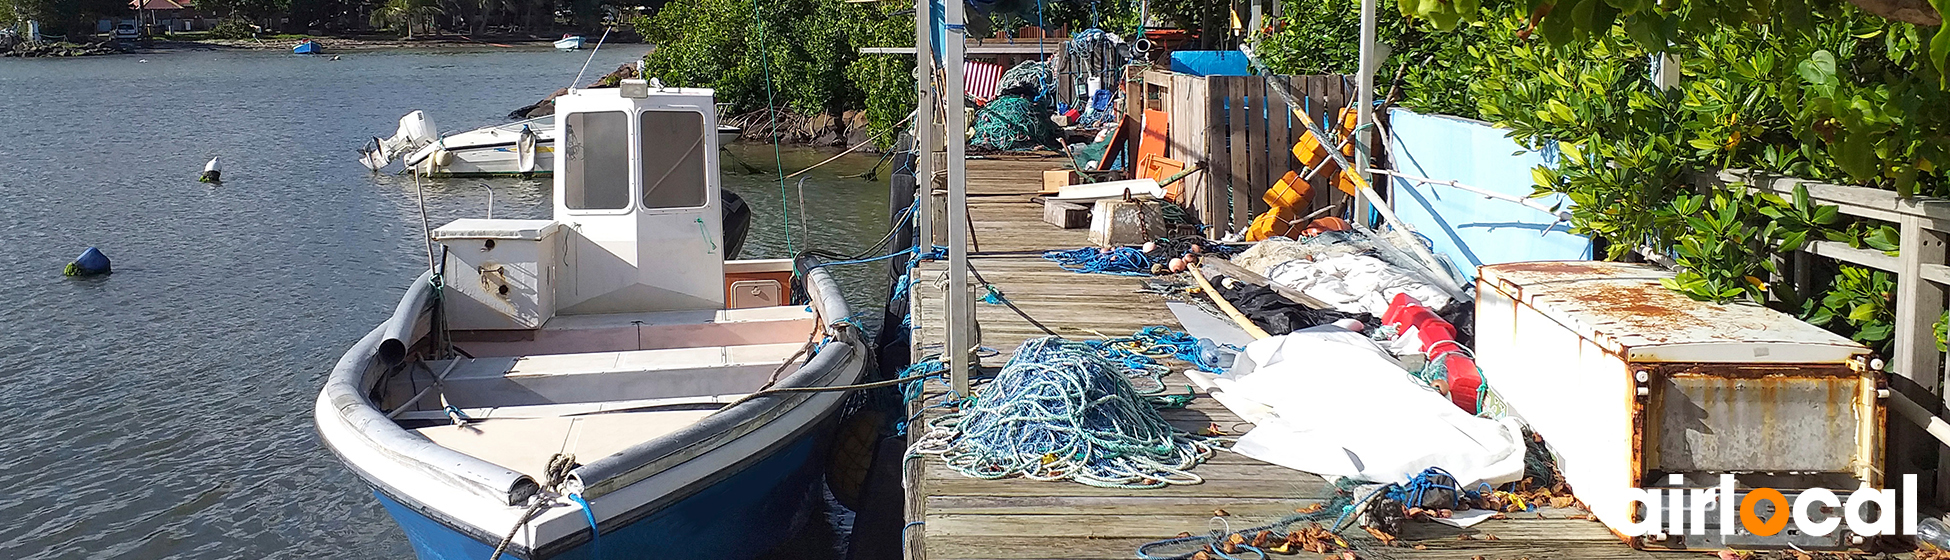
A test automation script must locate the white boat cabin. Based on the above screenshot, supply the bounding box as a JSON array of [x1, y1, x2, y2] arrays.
[[429, 81, 792, 335]]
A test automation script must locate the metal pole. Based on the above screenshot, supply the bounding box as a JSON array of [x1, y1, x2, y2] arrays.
[[1353, 0, 1377, 228], [945, 0, 973, 396], [914, 0, 934, 249]]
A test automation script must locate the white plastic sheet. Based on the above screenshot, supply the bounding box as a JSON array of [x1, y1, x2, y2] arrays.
[[1264, 253, 1453, 316], [1217, 327, 1525, 487]]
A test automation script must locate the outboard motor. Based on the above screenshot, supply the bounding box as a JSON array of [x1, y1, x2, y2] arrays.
[[360, 111, 439, 171], [721, 188, 751, 260]]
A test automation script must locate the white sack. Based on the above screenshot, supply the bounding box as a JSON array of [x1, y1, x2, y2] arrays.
[[1218, 328, 1525, 487]]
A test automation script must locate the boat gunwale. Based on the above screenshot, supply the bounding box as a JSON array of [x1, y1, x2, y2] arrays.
[[314, 259, 862, 511]]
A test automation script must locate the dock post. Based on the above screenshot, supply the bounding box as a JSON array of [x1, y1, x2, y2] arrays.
[[943, 0, 974, 396], [913, 0, 934, 254], [1353, 0, 1377, 228]]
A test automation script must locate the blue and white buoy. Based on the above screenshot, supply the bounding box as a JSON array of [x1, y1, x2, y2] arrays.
[[65, 247, 111, 276]]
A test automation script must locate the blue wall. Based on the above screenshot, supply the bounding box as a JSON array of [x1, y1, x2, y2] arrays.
[[1385, 108, 1592, 280], [1169, 51, 1252, 77]]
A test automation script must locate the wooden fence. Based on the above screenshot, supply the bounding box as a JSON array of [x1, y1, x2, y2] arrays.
[[1126, 69, 1356, 234], [1719, 169, 1950, 504]]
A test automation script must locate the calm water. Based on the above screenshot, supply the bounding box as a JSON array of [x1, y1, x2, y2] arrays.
[[0, 47, 890, 559]]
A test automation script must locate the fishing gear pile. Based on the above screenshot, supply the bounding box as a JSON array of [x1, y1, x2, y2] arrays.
[[910, 336, 1213, 488], [1211, 275, 1373, 335], [971, 61, 1062, 152]]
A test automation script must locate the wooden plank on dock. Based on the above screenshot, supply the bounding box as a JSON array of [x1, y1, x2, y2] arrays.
[[903, 155, 1668, 560], [1227, 77, 1252, 233], [1204, 76, 1230, 234]]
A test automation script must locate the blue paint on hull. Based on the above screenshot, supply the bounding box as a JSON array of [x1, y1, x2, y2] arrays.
[[293, 42, 321, 54], [375, 435, 822, 560]]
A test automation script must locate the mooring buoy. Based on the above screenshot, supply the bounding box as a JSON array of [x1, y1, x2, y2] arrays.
[[64, 247, 111, 277], [200, 157, 222, 183]]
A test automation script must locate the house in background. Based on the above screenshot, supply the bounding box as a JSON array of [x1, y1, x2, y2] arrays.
[[99, 0, 215, 33]]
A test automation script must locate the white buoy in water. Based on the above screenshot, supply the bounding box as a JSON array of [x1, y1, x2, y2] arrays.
[[200, 157, 222, 183]]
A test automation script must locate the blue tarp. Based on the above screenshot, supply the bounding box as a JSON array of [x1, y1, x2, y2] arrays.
[[1169, 51, 1252, 76], [1385, 108, 1592, 281]]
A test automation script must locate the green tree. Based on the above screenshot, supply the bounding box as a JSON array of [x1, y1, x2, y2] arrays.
[[369, 0, 443, 36]]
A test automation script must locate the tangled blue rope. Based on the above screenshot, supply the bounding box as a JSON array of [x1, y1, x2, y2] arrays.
[[909, 337, 1213, 488], [1043, 246, 1152, 276]]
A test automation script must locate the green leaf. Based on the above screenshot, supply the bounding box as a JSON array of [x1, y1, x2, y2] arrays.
[[1797, 50, 1836, 86], [1849, 303, 1880, 321], [1812, 205, 1841, 225], [1932, 4, 1950, 85], [1865, 226, 1900, 252], [1541, 0, 1576, 46]]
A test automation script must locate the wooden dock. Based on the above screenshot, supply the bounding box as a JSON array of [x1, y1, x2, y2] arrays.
[[900, 156, 1666, 560]]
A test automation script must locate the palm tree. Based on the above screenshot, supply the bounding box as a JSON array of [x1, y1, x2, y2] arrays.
[[369, 0, 442, 36]]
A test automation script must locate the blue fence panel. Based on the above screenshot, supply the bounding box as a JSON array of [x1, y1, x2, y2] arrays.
[[1385, 108, 1592, 281]]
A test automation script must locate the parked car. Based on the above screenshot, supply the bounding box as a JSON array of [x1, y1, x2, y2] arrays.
[[112, 22, 139, 40]]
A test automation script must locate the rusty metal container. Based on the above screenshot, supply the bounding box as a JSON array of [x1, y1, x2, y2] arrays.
[[1475, 261, 1882, 550]]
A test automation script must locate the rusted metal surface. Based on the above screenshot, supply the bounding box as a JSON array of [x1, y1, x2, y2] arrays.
[[1477, 261, 1882, 549], [1478, 261, 1866, 363], [1645, 363, 1867, 472]]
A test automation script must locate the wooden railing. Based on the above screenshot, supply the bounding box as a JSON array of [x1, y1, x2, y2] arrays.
[[1717, 169, 1950, 502]]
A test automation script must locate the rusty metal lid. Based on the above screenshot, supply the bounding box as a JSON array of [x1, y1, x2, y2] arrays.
[[1478, 261, 1868, 363]]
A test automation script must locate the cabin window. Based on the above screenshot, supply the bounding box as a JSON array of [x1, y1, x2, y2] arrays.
[[638, 111, 708, 209], [562, 111, 631, 211]]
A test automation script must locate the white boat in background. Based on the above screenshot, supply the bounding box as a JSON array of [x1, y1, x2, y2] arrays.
[[362, 112, 743, 177], [319, 83, 865, 560], [555, 35, 585, 50]]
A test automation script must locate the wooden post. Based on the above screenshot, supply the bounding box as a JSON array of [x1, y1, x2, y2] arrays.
[[913, 0, 934, 260], [1895, 217, 1949, 505], [1206, 76, 1231, 234]]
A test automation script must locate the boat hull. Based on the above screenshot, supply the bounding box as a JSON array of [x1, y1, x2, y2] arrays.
[[373, 426, 830, 560]]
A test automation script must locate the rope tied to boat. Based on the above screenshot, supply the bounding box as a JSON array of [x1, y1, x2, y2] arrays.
[[487, 453, 581, 560], [908, 336, 1213, 489]]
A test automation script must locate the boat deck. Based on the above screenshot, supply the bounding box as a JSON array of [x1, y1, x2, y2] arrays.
[[901, 156, 1666, 560]]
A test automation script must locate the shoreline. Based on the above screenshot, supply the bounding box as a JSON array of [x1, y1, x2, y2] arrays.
[[146, 36, 604, 52]]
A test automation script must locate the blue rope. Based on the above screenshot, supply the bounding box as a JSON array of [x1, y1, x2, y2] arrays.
[[567, 493, 600, 559], [910, 337, 1213, 488], [1042, 246, 1152, 276]]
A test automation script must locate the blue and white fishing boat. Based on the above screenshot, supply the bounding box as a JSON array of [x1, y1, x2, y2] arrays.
[[554, 35, 585, 50], [293, 40, 321, 54], [316, 81, 866, 560]]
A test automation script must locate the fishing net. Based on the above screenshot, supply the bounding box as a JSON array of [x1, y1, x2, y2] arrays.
[[970, 96, 1061, 152], [909, 336, 1213, 488], [971, 61, 1061, 152]]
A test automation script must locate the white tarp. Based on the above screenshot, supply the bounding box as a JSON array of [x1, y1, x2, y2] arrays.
[[1264, 253, 1454, 316], [1217, 327, 1525, 487]]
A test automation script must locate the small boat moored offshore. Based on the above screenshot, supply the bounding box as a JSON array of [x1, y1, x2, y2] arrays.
[[318, 82, 866, 560], [361, 112, 743, 177], [293, 40, 321, 54], [554, 35, 585, 50]]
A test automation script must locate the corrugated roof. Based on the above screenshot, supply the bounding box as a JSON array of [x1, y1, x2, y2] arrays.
[[130, 0, 193, 10]]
